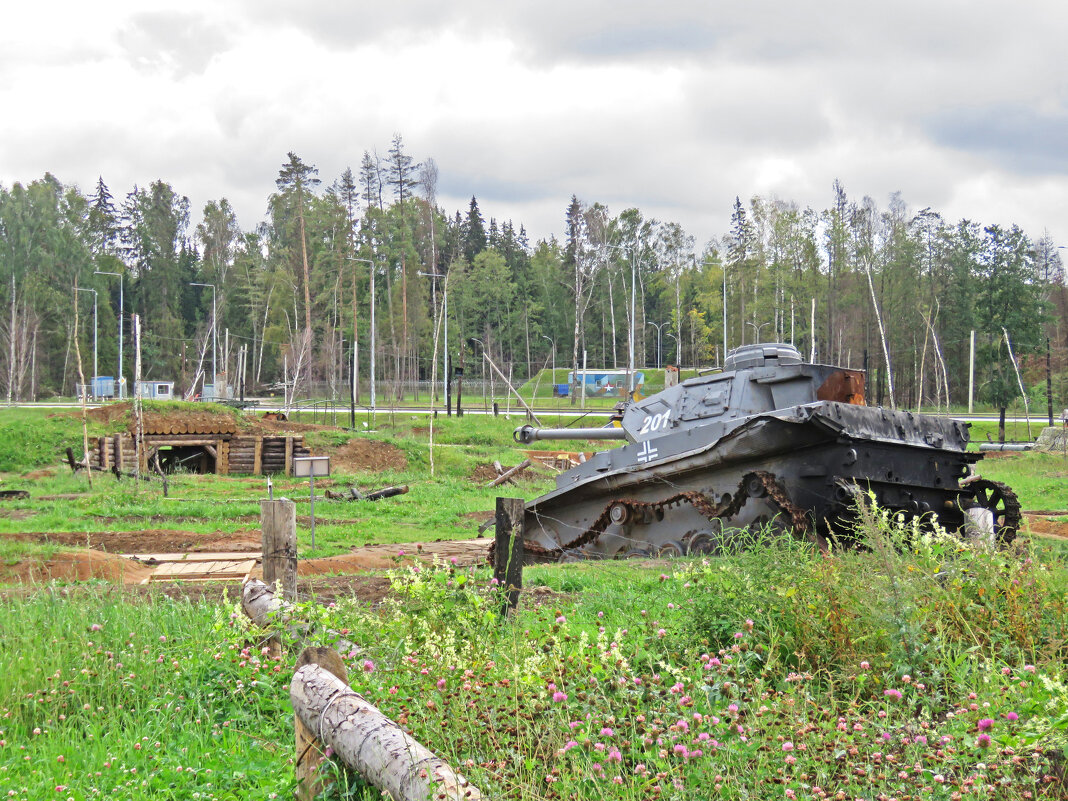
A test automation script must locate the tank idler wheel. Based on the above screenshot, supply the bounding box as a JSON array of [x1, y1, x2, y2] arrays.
[[655, 539, 686, 558], [686, 533, 716, 555], [967, 479, 1021, 545]]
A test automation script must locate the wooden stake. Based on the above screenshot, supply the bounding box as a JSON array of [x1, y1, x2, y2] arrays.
[[493, 497, 524, 615], [486, 459, 532, 488], [261, 498, 297, 601]]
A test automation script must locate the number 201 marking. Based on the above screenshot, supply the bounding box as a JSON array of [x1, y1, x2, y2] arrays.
[[638, 410, 671, 435]]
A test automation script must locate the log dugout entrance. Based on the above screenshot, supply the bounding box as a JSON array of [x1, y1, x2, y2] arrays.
[[156, 445, 215, 474], [88, 433, 311, 476]]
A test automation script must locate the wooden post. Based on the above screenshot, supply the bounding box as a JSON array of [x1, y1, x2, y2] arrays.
[[261, 498, 297, 601], [115, 434, 124, 472], [285, 436, 294, 476], [290, 664, 483, 801], [294, 647, 349, 801], [493, 497, 524, 615], [253, 436, 263, 475]]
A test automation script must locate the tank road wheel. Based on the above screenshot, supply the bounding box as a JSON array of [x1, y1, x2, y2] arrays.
[[655, 539, 687, 558], [622, 547, 651, 559], [686, 533, 716, 555], [968, 479, 1021, 545]]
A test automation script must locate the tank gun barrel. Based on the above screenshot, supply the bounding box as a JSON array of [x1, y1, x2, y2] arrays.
[[514, 425, 628, 444]]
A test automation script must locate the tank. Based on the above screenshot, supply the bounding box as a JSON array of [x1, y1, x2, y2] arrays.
[[512, 343, 1019, 560]]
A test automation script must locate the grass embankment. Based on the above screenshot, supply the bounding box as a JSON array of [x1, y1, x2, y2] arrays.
[[2, 516, 1066, 799]]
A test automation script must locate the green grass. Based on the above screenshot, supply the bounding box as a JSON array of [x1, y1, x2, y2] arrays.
[[3, 518, 1065, 800]]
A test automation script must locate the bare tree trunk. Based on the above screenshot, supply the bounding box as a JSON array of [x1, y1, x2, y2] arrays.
[[290, 664, 483, 801], [863, 258, 895, 409], [72, 286, 92, 489]]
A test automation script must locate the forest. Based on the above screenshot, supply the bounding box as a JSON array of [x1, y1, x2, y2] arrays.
[[1, 133, 1064, 414]]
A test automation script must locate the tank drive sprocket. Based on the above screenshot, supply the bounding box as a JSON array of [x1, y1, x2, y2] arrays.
[[965, 478, 1021, 545]]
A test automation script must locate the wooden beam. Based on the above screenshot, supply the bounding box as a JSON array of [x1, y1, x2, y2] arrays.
[[253, 436, 263, 475], [284, 436, 294, 477]]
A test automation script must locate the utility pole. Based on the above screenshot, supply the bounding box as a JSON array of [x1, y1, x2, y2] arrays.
[[968, 329, 975, 415], [77, 288, 98, 398], [190, 282, 216, 399]]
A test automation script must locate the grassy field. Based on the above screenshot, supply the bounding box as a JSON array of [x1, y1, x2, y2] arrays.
[[0, 405, 1066, 799]]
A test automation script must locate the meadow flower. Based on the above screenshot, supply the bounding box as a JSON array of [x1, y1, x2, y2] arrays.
[[978, 718, 994, 732], [362, 660, 375, 673], [884, 689, 902, 700], [89, 624, 102, 631], [1005, 712, 1019, 722], [552, 691, 568, 702], [977, 733, 991, 748], [782, 742, 794, 751]]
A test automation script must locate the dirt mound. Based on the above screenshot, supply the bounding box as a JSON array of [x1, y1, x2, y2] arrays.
[[3, 529, 260, 554], [299, 538, 490, 574], [0, 549, 153, 585], [84, 403, 132, 425], [329, 438, 407, 472]]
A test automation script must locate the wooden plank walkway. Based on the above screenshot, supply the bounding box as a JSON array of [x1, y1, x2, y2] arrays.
[[123, 551, 259, 584]]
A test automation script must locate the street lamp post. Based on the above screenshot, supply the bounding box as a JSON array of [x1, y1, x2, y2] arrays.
[[76, 288, 98, 398], [647, 322, 665, 369], [745, 320, 772, 343], [94, 270, 123, 398], [667, 332, 681, 369], [346, 257, 375, 421], [189, 283, 216, 399], [417, 271, 448, 413], [541, 335, 555, 394]]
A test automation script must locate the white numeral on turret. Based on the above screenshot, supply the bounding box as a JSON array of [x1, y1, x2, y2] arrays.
[[638, 410, 671, 436]]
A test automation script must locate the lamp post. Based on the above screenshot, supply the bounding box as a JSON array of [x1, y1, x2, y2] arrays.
[[541, 335, 555, 393], [417, 271, 448, 411], [647, 321, 665, 369], [667, 332, 681, 369], [94, 270, 123, 398], [189, 282, 216, 399], [346, 257, 375, 421], [745, 320, 772, 343], [76, 288, 98, 398]]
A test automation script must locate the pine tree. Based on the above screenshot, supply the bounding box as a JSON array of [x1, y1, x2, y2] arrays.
[[463, 197, 486, 263]]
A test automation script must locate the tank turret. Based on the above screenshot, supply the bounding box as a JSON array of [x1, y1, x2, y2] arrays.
[[512, 343, 1018, 561]]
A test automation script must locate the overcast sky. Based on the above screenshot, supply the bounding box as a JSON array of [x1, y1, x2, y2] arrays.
[[3, 1, 1067, 252]]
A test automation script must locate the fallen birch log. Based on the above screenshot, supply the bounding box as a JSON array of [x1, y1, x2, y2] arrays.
[[241, 579, 357, 655], [325, 484, 409, 502], [485, 459, 532, 489], [291, 663, 483, 801]]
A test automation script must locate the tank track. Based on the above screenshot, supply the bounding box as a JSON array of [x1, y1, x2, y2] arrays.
[[520, 470, 813, 561]]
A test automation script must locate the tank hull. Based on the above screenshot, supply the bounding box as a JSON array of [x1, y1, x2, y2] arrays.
[[524, 401, 980, 559]]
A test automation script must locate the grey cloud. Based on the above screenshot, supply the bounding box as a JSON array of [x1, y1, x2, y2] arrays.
[[924, 104, 1068, 175], [118, 12, 230, 77]]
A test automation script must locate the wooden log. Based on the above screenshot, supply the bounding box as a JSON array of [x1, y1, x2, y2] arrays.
[[241, 579, 356, 653], [492, 460, 504, 476], [493, 497, 524, 615], [253, 436, 263, 475], [261, 498, 297, 601], [290, 664, 483, 801], [294, 647, 349, 801], [485, 459, 532, 488], [285, 436, 294, 476]]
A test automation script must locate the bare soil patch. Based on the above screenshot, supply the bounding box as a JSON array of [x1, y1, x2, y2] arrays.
[[468, 462, 550, 484], [328, 438, 407, 473], [1025, 513, 1068, 540], [298, 538, 490, 574], [1, 528, 260, 554]]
